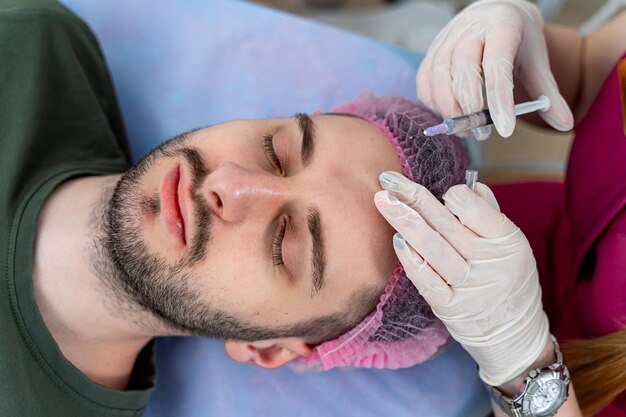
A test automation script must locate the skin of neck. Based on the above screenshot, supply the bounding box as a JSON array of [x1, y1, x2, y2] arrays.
[[32, 174, 180, 390]]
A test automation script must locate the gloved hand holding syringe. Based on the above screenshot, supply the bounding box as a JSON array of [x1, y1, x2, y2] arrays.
[[424, 96, 551, 138], [416, 0, 574, 140]]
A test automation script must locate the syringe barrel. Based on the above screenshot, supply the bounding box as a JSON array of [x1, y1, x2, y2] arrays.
[[448, 110, 493, 135]]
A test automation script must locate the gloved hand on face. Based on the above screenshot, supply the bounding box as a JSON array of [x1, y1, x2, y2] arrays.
[[375, 171, 550, 386]]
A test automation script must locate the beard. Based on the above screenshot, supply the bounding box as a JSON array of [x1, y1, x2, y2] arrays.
[[91, 132, 232, 336]]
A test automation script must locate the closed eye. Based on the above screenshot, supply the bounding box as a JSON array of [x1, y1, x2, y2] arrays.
[[272, 216, 288, 266], [263, 132, 283, 175], [263, 131, 287, 266]]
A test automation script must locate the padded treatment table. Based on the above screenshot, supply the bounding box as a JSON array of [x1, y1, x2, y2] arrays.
[[59, 0, 492, 416]]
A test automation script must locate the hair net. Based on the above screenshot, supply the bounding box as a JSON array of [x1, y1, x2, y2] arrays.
[[293, 93, 470, 371]]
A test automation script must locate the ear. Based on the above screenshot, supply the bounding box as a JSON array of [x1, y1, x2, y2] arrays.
[[224, 338, 313, 369]]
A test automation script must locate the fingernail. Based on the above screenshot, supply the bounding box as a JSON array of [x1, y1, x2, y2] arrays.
[[472, 126, 492, 141], [379, 171, 398, 192], [442, 185, 468, 207], [393, 233, 406, 249], [544, 96, 574, 131], [494, 114, 515, 138], [374, 190, 400, 206], [379, 171, 426, 202], [375, 191, 409, 219]]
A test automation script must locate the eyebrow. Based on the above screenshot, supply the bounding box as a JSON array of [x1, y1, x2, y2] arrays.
[[294, 113, 315, 167], [307, 206, 326, 296], [291, 113, 326, 295]]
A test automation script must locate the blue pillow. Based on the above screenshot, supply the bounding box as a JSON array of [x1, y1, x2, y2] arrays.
[[63, 0, 425, 162]]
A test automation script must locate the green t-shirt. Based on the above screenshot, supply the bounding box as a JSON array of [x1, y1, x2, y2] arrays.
[[0, 1, 155, 415]]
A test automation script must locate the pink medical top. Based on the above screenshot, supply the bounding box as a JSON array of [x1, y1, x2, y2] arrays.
[[493, 50, 626, 416]]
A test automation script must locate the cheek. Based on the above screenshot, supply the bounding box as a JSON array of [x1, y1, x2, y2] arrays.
[[194, 230, 280, 313]]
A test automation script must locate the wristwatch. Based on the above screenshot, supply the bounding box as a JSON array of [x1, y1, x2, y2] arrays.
[[490, 335, 571, 417]]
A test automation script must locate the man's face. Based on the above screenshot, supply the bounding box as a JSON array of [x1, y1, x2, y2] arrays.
[[107, 114, 402, 340]]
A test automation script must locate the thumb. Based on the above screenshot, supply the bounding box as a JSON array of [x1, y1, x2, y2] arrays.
[[522, 66, 573, 131], [473, 182, 500, 212], [516, 30, 574, 132]]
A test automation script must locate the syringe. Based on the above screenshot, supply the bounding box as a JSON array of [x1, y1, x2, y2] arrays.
[[424, 96, 550, 137]]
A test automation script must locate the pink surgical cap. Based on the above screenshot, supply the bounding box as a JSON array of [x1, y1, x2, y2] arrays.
[[293, 93, 470, 371]]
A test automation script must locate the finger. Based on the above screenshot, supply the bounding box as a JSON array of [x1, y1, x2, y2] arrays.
[[473, 182, 500, 212], [428, 41, 463, 119], [375, 191, 469, 286], [393, 234, 453, 310], [417, 24, 452, 110], [518, 61, 573, 132], [450, 36, 493, 141], [451, 37, 485, 116], [417, 59, 434, 111], [482, 25, 522, 138], [379, 171, 479, 257], [471, 125, 492, 141], [442, 184, 517, 238]]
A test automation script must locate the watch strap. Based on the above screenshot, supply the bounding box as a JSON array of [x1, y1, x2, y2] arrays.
[[490, 387, 523, 417], [489, 335, 567, 417]]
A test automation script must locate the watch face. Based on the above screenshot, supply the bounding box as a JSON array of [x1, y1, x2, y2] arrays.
[[528, 379, 566, 416]]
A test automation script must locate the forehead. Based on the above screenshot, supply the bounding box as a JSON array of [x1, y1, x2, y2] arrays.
[[308, 115, 401, 297]]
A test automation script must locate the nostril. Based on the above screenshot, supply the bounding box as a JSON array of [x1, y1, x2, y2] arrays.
[[210, 191, 223, 211]]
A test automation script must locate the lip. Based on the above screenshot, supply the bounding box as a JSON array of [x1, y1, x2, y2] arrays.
[[177, 164, 190, 245], [160, 164, 187, 246]]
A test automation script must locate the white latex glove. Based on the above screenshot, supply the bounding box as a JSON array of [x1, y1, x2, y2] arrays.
[[375, 171, 550, 386], [416, 0, 574, 140]]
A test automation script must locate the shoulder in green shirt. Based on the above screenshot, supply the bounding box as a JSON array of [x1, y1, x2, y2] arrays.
[[0, 1, 155, 416]]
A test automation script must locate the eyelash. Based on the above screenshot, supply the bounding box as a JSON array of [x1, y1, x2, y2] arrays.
[[263, 132, 284, 175], [272, 217, 288, 266], [263, 131, 287, 266]]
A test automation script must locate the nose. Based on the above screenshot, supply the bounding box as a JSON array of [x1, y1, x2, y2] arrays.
[[203, 161, 289, 223]]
